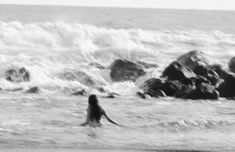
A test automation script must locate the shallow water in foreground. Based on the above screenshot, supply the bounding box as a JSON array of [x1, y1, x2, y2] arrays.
[[0, 94, 234, 151], [0, 5, 235, 152]]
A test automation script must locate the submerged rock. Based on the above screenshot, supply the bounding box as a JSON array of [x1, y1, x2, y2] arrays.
[[136, 92, 147, 99], [102, 94, 116, 98], [89, 62, 105, 70], [71, 89, 87, 96], [5, 67, 30, 83], [25, 87, 40, 94], [228, 57, 235, 73], [97, 87, 106, 93], [109, 59, 146, 82], [102, 92, 121, 98], [60, 70, 105, 87]]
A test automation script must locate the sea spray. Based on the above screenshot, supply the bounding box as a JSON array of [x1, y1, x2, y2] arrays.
[[0, 21, 235, 94]]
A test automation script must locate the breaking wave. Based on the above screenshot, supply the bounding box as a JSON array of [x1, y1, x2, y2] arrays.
[[0, 21, 235, 94]]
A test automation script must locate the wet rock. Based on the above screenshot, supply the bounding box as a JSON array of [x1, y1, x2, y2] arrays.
[[108, 92, 121, 96], [89, 62, 105, 70], [181, 77, 195, 86], [19, 67, 30, 81], [5, 67, 30, 83], [193, 64, 220, 85], [141, 77, 218, 100], [109, 59, 146, 82], [97, 87, 106, 93], [161, 61, 196, 81], [60, 71, 103, 87], [140, 78, 163, 97], [71, 89, 87, 96], [137, 61, 158, 69], [5, 87, 23, 92], [141, 78, 184, 97], [102, 92, 121, 98], [136, 92, 147, 99], [102, 94, 116, 98], [160, 80, 186, 97], [25, 87, 40, 94], [228, 57, 235, 73], [177, 50, 208, 71], [193, 76, 210, 87], [175, 85, 194, 98], [155, 90, 166, 98], [218, 74, 235, 98], [208, 64, 230, 80], [183, 84, 219, 100]]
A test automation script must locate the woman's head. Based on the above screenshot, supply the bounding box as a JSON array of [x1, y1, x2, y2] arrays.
[[88, 94, 103, 121], [88, 94, 99, 106]]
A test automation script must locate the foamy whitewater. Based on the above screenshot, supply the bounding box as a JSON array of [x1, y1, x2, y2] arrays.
[[0, 5, 235, 152]]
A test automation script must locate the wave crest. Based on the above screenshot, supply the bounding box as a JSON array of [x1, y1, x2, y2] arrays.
[[0, 21, 235, 94]]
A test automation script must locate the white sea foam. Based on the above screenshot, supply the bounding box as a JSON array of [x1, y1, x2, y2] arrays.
[[0, 21, 235, 94]]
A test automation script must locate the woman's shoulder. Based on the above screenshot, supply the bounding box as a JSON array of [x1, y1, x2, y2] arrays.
[[100, 107, 105, 114]]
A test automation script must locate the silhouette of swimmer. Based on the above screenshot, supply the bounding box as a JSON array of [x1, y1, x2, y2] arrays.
[[80, 94, 119, 127]]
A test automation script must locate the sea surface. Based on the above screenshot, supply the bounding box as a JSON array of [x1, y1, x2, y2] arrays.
[[0, 4, 235, 152]]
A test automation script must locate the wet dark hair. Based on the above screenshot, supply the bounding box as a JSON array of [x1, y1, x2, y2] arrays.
[[88, 94, 103, 121]]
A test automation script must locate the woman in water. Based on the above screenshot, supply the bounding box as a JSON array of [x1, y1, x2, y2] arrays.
[[80, 94, 119, 127]]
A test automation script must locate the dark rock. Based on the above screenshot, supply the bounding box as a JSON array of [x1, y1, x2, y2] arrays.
[[5, 87, 23, 92], [71, 89, 87, 96], [183, 84, 219, 100], [102, 94, 116, 98], [25, 87, 40, 94], [161, 61, 196, 81], [140, 78, 163, 97], [208, 64, 230, 80], [109, 59, 146, 82], [141, 78, 190, 98], [218, 74, 235, 98], [102, 92, 121, 98], [181, 77, 194, 86], [156, 90, 166, 97], [160, 80, 186, 97], [177, 50, 208, 71], [228, 57, 235, 73], [19, 67, 30, 81], [136, 92, 147, 99], [97, 87, 106, 93], [193, 64, 220, 85], [137, 61, 158, 69], [192, 76, 210, 87], [5, 67, 30, 83], [140, 77, 218, 100], [89, 62, 105, 70], [175, 85, 194, 98], [176, 51, 220, 86], [108, 92, 121, 96]]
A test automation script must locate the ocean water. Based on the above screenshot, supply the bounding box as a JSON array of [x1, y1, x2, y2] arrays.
[[0, 4, 235, 151]]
